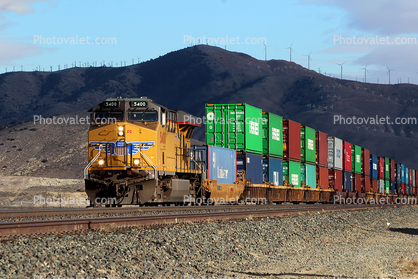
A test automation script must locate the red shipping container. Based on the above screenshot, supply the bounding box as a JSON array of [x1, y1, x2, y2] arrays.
[[390, 159, 395, 181], [329, 169, 343, 191], [372, 179, 378, 193], [315, 131, 328, 167], [283, 119, 301, 162], [409, 169, 413, 186], [343, 141, 352, 172], [354, 173, 362, 192], [362, 175, 371, 192], [414, 187, 417, 196], [378, 157, 384, 179], [317, 165, 329, 189], [416, 170, 418, 188], [361, 148, 370, 176], [401, 184, 405, 194]]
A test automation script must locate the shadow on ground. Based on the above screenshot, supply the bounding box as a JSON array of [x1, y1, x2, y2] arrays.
[[390, 228, 418, 235]]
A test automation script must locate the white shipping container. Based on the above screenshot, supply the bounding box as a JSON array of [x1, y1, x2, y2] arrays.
[[379, 179, 385, 194], [413, 171, 416, 187], [328, 137, 343, 170]]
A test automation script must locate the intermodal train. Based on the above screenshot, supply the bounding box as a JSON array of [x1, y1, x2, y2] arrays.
[[84, 97, 417, 207]]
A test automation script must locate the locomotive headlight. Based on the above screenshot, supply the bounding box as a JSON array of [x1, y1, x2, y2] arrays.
[[98, 159, 104, 166], [118, 126, 124, 136], [133, 159, 140, 165]]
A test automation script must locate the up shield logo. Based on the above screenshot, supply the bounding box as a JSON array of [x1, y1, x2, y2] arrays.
[[90, 141, 155, 156]]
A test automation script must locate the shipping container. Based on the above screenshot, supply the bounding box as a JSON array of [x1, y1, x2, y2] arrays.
[[361, 148, 370, 176], [344, 171, 352, 192], [413, 170, 416, 188], [262, 112, 283, 158], [237, 152, 263, 184], [317, 166, 329, 189], [416, 170, 418, 188], [354, 173, 362, 192], [329, 169, 343, 191], [391, 181, 396, 195], [379, 179, 384, 194], [401, 183, 405, 195], [263, 157, 283, 186], [351, 145, 361, 174], [405, 167, 409, 185], [205, 103, 263, 154], [301, 163, 316, 188], [283, 160, 301, 187], [409, 169, 413, 187], [384, 157, 390, 181], [385, 180, 390, 194], [343, 142, 352, 172], [378, 157, 385, 180], [401, 164, 405, 183], [283, 120, 301, 161], [300, 126, 316, 164], [370, 155, 378, 179], [390, 159, 395, 182], [316, 131, 328, 167], [192, 145, 237, 184], [362, 175, 371, 192], [328, 137, 343, 170], [372, 179, 378, 193]]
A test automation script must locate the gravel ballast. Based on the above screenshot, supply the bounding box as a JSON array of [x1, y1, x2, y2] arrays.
[[1, 206, 418, 278]]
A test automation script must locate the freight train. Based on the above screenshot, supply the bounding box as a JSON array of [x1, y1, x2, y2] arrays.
[[84, 97, 418, 207]]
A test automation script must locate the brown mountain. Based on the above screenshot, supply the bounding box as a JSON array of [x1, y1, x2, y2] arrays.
[[0, 45, 418, 179]]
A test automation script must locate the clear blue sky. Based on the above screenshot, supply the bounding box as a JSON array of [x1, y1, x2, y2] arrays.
[[2, 0, 418, 84]]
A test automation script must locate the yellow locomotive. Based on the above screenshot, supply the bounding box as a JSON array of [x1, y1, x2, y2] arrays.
[[84, 97, 205, 206]]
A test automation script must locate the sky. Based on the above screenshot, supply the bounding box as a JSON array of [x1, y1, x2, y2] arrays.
[[1, 0, 418, 84]]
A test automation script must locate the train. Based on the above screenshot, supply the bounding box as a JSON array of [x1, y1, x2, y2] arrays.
[[84, 97, 418, 207]]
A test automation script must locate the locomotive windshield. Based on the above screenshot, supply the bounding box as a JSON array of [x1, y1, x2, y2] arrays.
[[92, 111, 123, 125], [127, 110, 158, 122]]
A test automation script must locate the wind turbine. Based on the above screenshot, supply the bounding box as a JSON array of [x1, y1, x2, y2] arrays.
[[286, 43, 294, 62], [263, 43, 271, 61], [387, 66, 394, 84], [304, 51, 312, 70], [361, 64, 368, 83], [336, 61, 345, 79]]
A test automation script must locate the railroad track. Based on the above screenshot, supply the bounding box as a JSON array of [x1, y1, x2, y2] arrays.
[[0, 204, 406, 237]]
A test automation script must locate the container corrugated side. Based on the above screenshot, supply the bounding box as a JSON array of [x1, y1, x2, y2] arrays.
[[283, 160, 301, 187], [362, 175, 371, 192], [390, 181, 396, 195], [343, 141, 352, 172], [316, 131, 328, 167], [370, 155, 378, 179], [405, 167, 409, 185], [379, 179, 384, 194], [317, 166, 329, 189], [237, 152, 263, 184], [262, 112, 283, 158], [283, 120, 301, 161], [378, 157, 385, 179], [300, 126, 316, 164], [385, 180, 390, 194], [416, 170, 418, 188], [343, 171, 352, 192], [329, 169, 343, 191], [361, 148, 370, 176], [372, 179, 378, 193], [328, 137, 343, 170], [205, 103, 263, 154], [263, 157, 283, 186], [354, 173, 362, 192], [300, 163, 316, 188], [412, 170, 415, 187], [401, 164, 405, 183], [390, 159, 395, 181], [351, 145, 361, 174], [384, 157, 390, 180]]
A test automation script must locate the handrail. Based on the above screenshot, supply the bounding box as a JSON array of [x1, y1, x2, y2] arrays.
[[84, 148, 102, 179], [138, 148, 158, 197]]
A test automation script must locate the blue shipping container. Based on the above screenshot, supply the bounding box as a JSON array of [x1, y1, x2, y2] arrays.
[[263, 157, 283, 186], [192, 145, 237, 184], [344, 171, 352, 192], [237, 152, 263, 184], [401, 164, 405, 183], [370, 155, 378, 179], [405, 167, 409, 185], [391, 181, 396, 195]]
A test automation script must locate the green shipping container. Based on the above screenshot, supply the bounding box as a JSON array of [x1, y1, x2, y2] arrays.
[[300, 126, 316, 164], [351, 145, 362, 174], [384, 157, 390, 180], [205, 103, 263, 154], [262, 112, 283, 158], [385, 180, 390, 194], [283, 160, 301, 187], [301, 163, 317, 188]]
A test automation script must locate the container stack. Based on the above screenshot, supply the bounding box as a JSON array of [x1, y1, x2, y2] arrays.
[[328, 137, 343, 191], [395, 163, 402, 194], [343, 141, 352, 192], [405, 167, 410, 195], [300, 126, 316, 188], [370, 154, 378, 193], [205, 103, 263, 184], [283, 119, 301, 187], [390, 159, 396, 195], [351, 145, 362, 192], [401, 164, 405, 194], [378, 157, 385, 194], [361, 148, 371, 192], [408, 168, 413, 195], [261, 112, 283, 186], [384, 157, 390, 194], [316, 131, 329, 189], [411, 169, 415, 195]]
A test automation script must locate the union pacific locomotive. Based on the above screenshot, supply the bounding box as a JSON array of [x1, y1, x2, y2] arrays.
[[85, 97, 418, 207]]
